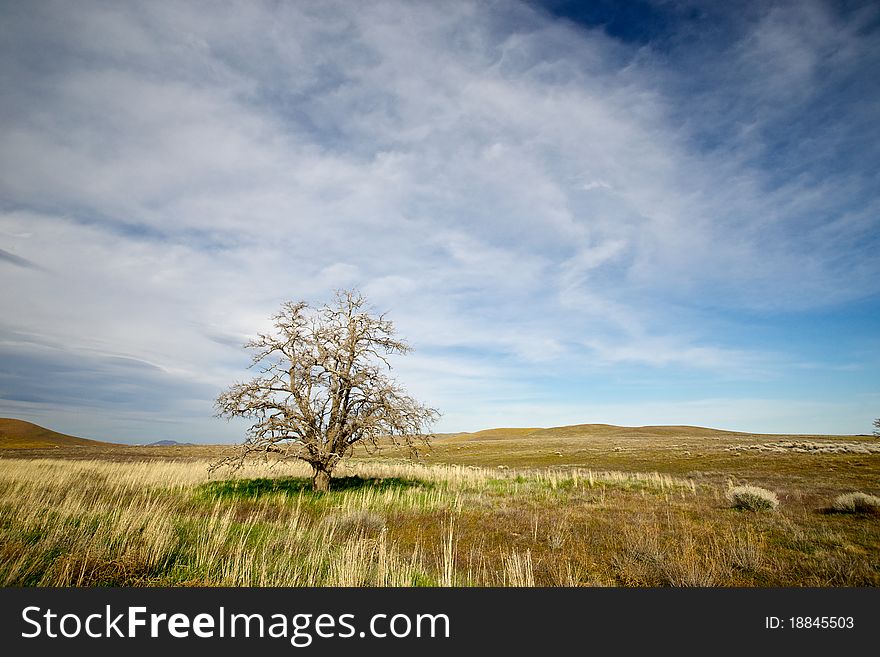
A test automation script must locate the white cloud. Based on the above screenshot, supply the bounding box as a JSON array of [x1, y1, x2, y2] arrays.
[[0, 0, 876, 438], [582, 179, 612, 191]]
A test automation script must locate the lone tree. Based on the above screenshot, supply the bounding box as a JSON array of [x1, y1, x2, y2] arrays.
[[874, 418, 880, 437], [212, 290, 438, 491]]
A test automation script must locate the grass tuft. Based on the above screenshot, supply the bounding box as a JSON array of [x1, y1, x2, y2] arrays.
[[829, 492, 880, 514], [727, 485, 779, 512]]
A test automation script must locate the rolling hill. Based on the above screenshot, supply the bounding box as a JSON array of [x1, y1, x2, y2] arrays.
[[145, 440, 194, 447], [441, 423, 748, 442], [0, 418, 116, 448]]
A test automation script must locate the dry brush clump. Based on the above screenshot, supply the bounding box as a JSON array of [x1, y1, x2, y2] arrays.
[[719, 527, 766, 572], [610, 518, 721, 586], [727, 441, 880, 455], [829, 492, 880, 514], [727, 485, 779, 512]]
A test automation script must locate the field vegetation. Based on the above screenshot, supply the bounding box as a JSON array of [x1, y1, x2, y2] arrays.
[[1, 424, 877, 586]]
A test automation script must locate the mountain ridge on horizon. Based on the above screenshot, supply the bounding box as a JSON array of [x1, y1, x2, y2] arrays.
[[0, 417, 869, 449]]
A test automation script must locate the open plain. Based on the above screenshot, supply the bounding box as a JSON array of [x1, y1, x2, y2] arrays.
[[1, 421, 877, 586]]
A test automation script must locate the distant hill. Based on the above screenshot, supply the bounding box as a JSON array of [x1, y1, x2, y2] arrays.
[[443, 427, 543, 441], [144, 440, 194, 447], [0, 418, 116, 448], [442, 423, 748, 442]]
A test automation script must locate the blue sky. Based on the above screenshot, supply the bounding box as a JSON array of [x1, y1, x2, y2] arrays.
[[0, 0, 878, 442]]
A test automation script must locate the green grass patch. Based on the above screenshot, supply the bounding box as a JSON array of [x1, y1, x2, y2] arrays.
[[198, 475, 432, 500]]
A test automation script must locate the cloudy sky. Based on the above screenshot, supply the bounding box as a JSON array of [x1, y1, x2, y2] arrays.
[[1, 0, 878, 442]]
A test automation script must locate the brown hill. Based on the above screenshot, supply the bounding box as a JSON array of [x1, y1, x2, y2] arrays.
[[539, 423, 745, 438], [0, 418, 115, 448], [442, 423, 747, 442]]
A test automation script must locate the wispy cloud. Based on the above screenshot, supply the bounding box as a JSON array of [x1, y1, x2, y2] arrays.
[[0, 248, 41, 270], [0, 0, 877, 440]]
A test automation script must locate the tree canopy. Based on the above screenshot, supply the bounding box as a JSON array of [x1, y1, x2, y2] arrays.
[[212, 289, 438, 490]]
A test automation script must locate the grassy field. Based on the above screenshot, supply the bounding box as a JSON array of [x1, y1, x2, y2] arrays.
[[0, 425, 878, 586]]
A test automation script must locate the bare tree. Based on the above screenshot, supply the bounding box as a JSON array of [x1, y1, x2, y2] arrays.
[[874, 417, 880, 437], [212, 289, 439, 491]]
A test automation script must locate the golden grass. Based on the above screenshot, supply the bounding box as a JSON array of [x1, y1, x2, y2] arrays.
[[1, 454, 877, 587]]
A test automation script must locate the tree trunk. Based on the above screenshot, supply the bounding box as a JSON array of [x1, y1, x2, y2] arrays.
[[312, 465, 332, 492]]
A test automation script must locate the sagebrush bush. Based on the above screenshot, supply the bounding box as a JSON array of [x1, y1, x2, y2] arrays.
[[727, 485, 779, 511], [831, 492, 880, 514]]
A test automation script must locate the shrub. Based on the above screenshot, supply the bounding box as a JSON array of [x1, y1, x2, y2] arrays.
[[830, 492, 880, 514], [727, 485, 778, 512]]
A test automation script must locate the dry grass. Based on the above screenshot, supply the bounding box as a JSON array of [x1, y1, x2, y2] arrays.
[[0, 449, 877, 587], [727, 485, 779, 512], [728, 441, 880, 455], [830, 492, 880, 514]]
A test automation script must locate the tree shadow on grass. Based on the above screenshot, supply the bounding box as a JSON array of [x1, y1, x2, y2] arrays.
[[200, 475, 429, 499]]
